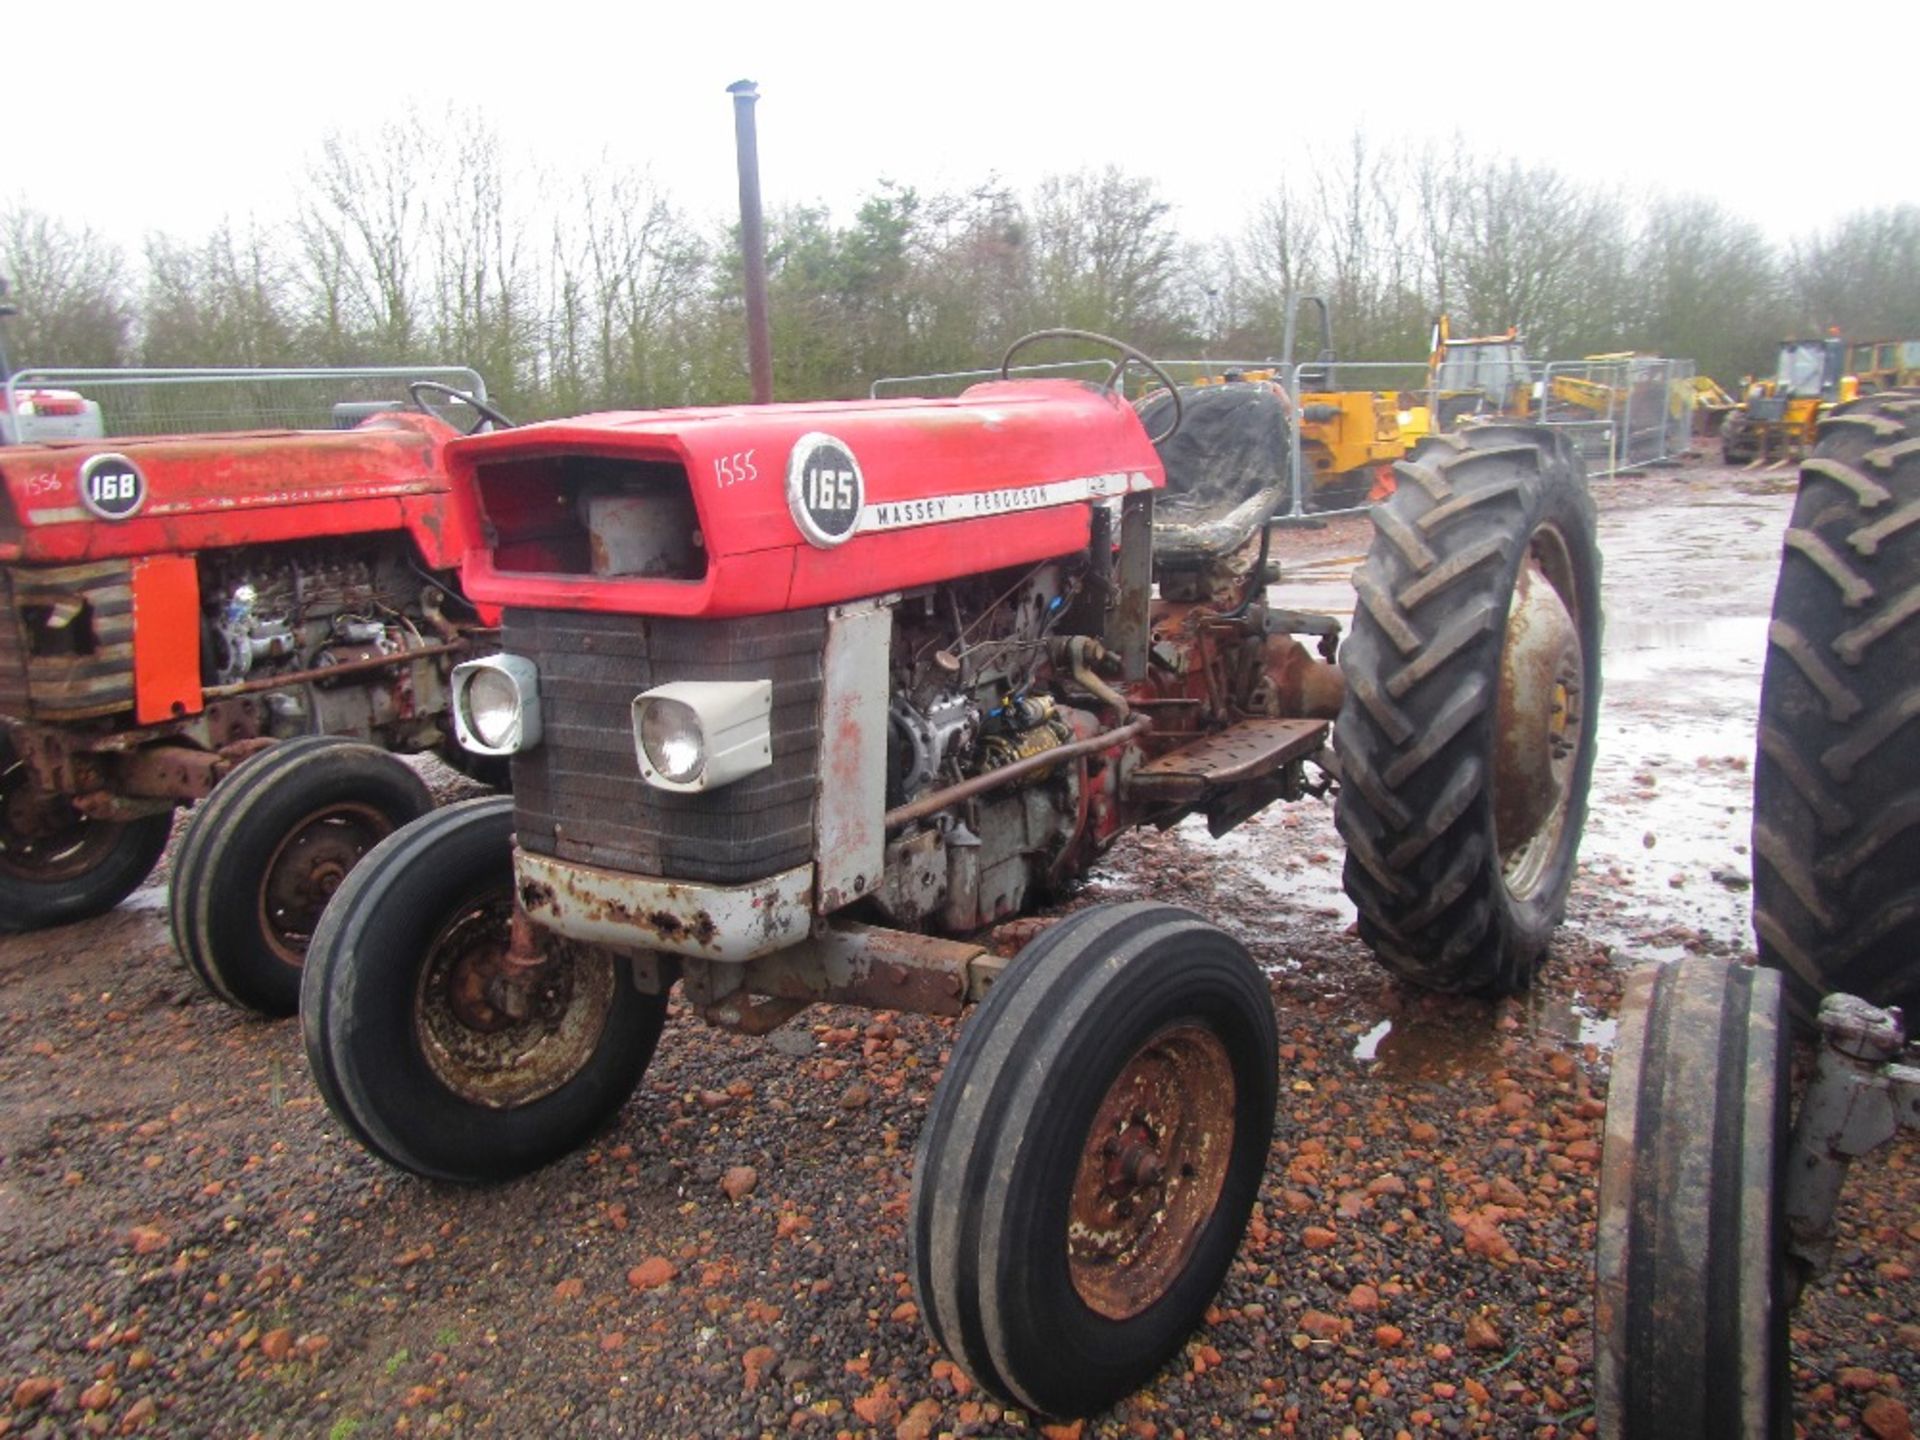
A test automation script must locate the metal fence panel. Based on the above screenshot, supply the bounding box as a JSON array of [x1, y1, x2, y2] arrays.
[[4, 366, 488, 439], [1536, 357, 1694, 476]]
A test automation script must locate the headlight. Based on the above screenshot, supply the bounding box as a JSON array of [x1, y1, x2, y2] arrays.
[[639, 698, 707, 783], [631, 680, 772, 793], [452, 655, 542, 756]]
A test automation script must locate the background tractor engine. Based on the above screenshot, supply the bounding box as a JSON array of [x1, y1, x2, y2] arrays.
[[196, 540, 454, 746]]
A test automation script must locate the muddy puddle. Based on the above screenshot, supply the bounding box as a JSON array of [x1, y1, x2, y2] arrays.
[[1575, 488, 1790, 960], [1348, 988, 1620, 1078]]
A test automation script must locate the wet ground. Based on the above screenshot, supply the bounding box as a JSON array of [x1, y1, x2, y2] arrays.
[[0, 461, 1914, 1439]]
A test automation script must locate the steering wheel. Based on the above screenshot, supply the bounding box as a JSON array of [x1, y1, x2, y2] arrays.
[[998, 328, 1183, 444], [407, 380, 516, 434]]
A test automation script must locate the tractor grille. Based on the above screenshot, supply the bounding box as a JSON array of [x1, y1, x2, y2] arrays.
[[506, 607, 825, 885], [1, 561, 136, 719]]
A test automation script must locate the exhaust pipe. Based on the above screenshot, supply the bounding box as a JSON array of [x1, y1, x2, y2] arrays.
[[728, 79, 774, 405]]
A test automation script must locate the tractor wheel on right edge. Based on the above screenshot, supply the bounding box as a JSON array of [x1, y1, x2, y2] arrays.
[[1334, 425, 1602, 994], [300, 796, 666, 1183], [909, 902, 1277, 1420], [1594, 957, 1792, 1440], [170, 736, 434, 1016], [1752, 389, 1920, 1020]]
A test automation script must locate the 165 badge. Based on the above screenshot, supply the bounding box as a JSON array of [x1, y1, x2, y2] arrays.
[[786, 432, 863, 548]]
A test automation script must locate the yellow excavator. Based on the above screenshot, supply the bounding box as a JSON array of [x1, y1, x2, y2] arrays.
[[1193, 295, 1429, 509], [1721, 334, 1856, 465], [1846, 337, 1920, 393], [1427, 315, 1535, 427]]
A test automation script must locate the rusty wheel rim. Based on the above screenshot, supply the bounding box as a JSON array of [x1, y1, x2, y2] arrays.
[[257, 802, 395, 967], [413, 896, 617, 1110], [1067, 1023, 1236, 1321], [0, 751, 123, 883], [1492, 524, 1586, 902]]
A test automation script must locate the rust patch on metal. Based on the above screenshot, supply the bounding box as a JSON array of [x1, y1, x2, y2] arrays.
[[1067, 1023, 1237, 1321], [413, 897, 619, 1111], [645, 908, 719, 948]]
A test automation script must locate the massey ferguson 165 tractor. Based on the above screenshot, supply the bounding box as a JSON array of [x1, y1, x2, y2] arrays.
[[301, 333, 1602, 1417], [0, 383, 507, 1014]]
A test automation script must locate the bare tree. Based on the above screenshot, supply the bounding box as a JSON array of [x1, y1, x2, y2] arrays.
[[296, 118, 432, 362], [141, 222, 297, 368], [1029, 167, 1196, 349], [1790, 206, 1920, 339], [1629, 195, 1781, 384], [0, 207, 133, 369]]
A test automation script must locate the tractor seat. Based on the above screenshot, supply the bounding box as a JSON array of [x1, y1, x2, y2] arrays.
[[1139, 380, 1291, 567]]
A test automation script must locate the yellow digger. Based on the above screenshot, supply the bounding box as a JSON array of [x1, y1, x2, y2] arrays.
[[1195, 295, 1428, 509], [1427, 315, 1535, 427], [1846, 337, 1920, 393], [1721, 334, 1855, 465]]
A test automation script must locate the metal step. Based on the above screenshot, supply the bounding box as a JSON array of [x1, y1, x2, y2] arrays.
[[1128, 717, 1329, 801]]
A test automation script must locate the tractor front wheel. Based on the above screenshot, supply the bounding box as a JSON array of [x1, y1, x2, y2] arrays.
[[910, 902, 1277, 1418], [300, 796, 665, 1182], [170, 737, 434, 1015], [1595, 956, 1792, 1439], [0, 730, 173, 933], [1334, 425, 1602, 994]]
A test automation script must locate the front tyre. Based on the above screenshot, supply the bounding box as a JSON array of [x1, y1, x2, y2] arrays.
[[1335, 426, 1602, 994], [169, 737, 434, 1015], [910, 903, 1277, 1418], [0, 729, 172, 933], [1595, 957, 1791, 1439], [300, 797, 666, 1182]]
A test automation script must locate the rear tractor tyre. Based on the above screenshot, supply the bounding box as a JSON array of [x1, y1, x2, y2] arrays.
[[1595, 957, 1792, 1440], [1752, 389, 1920, 1020], [169, 737, 433, 1016], [0, 729, 173, 933], [300, 797, 666, 1183], [910, 902, 1277, 1418], [1334, 425, 1602, 994]]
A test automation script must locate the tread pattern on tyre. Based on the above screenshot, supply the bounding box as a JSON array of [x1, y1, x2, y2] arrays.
[[168, 735, 432, 1015], [301, 795, 516, 1159], [1595, 957, 1790, 1440], [909, 902, 1277, 1419], [1334, 425, 1601, 994], [1752, 389, 1920, 1018]]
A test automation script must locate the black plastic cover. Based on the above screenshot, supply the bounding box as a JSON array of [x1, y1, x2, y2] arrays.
[[1138, 380, 1292, 566]]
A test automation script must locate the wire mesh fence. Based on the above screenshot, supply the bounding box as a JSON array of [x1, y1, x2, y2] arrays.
[[3, 367, 488, 440], [1536, 357, 1696, 475]]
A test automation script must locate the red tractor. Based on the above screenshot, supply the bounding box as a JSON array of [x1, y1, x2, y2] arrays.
[[301, 334, 1602, 1417], [0, 382, 508, 1013]]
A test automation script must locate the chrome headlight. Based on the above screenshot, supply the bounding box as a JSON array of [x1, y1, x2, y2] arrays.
[[452, 655, 542, 756], [632, 680, 772, 793]]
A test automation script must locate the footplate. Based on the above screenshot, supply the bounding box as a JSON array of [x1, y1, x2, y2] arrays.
[[1127, 718, 1329, 801]]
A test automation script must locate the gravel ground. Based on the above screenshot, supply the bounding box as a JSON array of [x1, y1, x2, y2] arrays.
[[1, 458, 1915, 1439]]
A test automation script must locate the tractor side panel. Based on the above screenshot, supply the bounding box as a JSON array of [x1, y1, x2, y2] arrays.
[[0, 417, 473, 570], [129, 555, 203, 723]]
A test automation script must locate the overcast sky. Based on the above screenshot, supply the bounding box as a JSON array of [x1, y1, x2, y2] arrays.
[[12, 1, 1917, 255]]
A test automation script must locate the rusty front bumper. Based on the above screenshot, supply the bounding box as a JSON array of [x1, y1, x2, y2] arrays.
[[514, 848, 814, 963]]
